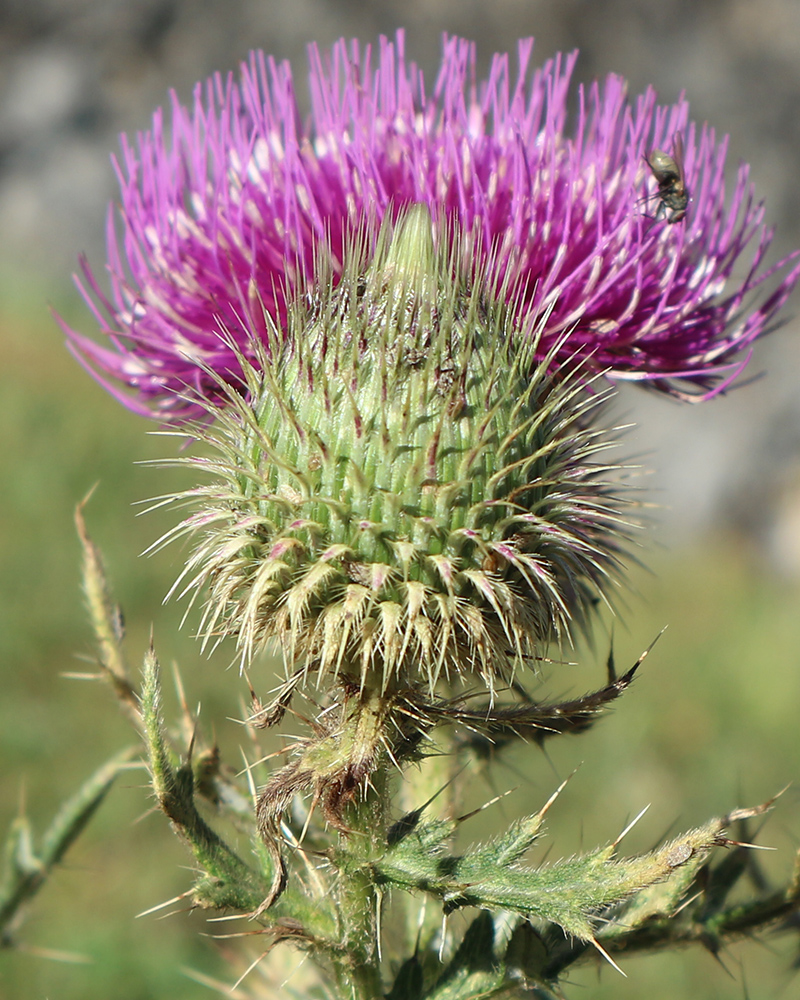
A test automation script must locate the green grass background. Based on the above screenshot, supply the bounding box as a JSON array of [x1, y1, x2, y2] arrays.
[[1, 281, 799, 1000]]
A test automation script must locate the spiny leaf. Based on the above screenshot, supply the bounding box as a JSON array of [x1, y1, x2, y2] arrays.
[[371, 792, 778, 944], [425, 911, 505, 1000], [1, 749, 136, 945], [423, 911, 561, 1000], [386, 955, 424, 1000], [536, 817, 800, 974], [74, 495, 139, 722], [140, 646, 278, 912], [445, 636, 659, 757]]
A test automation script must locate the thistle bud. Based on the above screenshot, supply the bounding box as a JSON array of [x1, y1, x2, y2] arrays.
[[162, 205, 634, 700]]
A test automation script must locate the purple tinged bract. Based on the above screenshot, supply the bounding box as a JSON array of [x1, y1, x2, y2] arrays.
[[61, 32, 800, 418]]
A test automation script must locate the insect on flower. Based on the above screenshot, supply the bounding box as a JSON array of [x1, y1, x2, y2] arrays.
[[60, 35, 800, 413], [645, 133, 689, 223]]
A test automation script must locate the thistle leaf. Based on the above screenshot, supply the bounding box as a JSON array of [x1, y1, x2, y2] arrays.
[[372, 793, 777, 945], [445, 636, 658, 758], [0, 750, 135, 946], [74, 496, 139, 723], [422, 911, 561, 1000], [140, 646, 279, 911], [425, 911, 502, 1000], [386, 955, 424, 1000]]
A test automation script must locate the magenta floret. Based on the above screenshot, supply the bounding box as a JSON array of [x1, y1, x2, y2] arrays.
[[60, 32, 800, 418]]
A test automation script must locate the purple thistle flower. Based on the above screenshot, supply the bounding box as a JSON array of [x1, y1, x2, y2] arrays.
[[61, 32, 800, 419]]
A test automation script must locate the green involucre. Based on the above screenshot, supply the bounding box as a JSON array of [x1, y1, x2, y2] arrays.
[[156, 205, 636, 693]]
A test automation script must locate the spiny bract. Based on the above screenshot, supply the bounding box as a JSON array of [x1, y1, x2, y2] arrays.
[[156, 206, 635, 694]]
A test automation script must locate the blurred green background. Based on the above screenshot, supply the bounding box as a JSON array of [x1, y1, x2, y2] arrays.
[[1, 280, 799, 1000]]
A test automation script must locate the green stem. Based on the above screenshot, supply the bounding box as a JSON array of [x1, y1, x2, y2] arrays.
[[327, 688, 391, 1000]]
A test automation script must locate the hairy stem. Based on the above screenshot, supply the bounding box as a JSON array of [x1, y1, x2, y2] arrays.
[[327, 689, 391, 1000]]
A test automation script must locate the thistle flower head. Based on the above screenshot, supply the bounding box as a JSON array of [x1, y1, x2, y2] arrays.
[[61, 33, 800, 419], [157, 206, 634, 694]]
